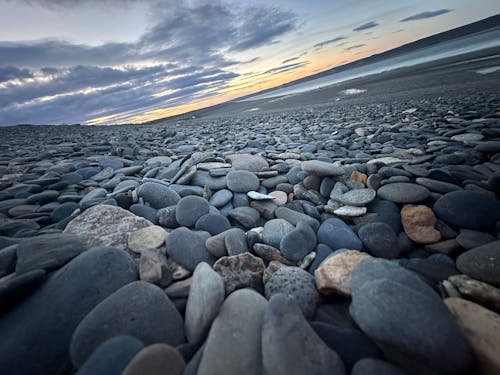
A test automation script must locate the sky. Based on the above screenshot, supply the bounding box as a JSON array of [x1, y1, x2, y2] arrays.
[[0, 0, 499, 125]]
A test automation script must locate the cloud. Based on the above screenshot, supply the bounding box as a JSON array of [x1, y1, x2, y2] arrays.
[[282, 56, 299, 64], [263, 61, 309, 75], [400, 9, 452, 22], [0, 66, 33, 82], [344, 44, 365, 51], [353, 21, 378, 31], [313, 36, 346, 49]]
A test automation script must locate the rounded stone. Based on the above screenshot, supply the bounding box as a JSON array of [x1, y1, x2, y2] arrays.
[[137, 182, 181, 209], [175, 195, 210, 227], [122, 344, 186, 375], [226, 171, 260, 193], [317, 218, 362, 251], [301, 160, 345, 176], [377, 183, 430, 203], [401, 204, 441, 244], [358, 222, 401, 259], [195, 214, 231, 235], [165, 228, 213, 272], [262, 218, 295, 248], [279, 221, 317, 262], [456, 241, 500, 287], [339, 189, 376, 207], [128, 225, 167, 253]]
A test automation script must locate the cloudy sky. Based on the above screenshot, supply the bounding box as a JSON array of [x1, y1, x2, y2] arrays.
[[0, 0, 499, 125]]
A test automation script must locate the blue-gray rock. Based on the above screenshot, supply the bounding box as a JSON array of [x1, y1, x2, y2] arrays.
[[166, 228, 213, 271], [456, 240, 500, 287], [339, 189, 376, 207], [308, 244, 333, 274], [70, 281, 185, 368], [275, 206, 320, 231], [280, 221, 317, 262], [262, 219, 295, 248], [195, 214, 231, 235], [433, 191, 500, 230], [76, 336, 144, 375], [0, 247, 138, 375], [208, 189, 233, 208], [301, 160, 345, 176], [129, 204, 158, 224], [228, 206, 260, 229], [0, 245, 16, 278], [351, 358, 409, 375], [176, 196, 210, 227], [377, 183, 430, 203], [350, 259, 473, 375], [226, 170, 260, 193], [137, 182, 181, 209], [358, 222, 400, 259], [262, 294, 346, 375], [265, 266, 319, 319], [157, 206, 178, 228], [317, 218, 362, 251], [51, 202, 79, 222]]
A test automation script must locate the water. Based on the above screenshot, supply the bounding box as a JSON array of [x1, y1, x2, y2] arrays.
[[239, 27, 500, 102]]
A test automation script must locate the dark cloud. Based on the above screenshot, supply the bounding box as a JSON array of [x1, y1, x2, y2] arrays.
[[282, 56, 299, 64], [0, 66, 33, 82], [353, 21, 378, 31], [313, 36, 346, 49], [400, 9, 452, 22], [344, 44, 365, 51], [263, 61, 309, 75]]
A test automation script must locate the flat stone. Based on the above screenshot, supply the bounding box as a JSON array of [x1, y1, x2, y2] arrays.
[[262, 294, 346, 375], [358, 222, 400, 258], [456, 241, 500, 287], [128, 225, 167, 253], [228, 206, 260, 229], [333, 205, 367, 217], [450, 133, 483, 142], [377, 183, 430, 203], [195, 214, 231, 236], [449, 274, 500, 312], [227, 154, 269, 172], [351, 358, 409, 375], [317, 218, 362, 251], [166, 228, 213, 272], [64, 205, 153, 252], [137, 182, 181, 209], [415, 177, 462, 194], [139, 249, 171, 287], [445, 298, 500, 375], [214, 253, 265, 295], [269, 190, 288, 205], [247, 191, 274, 200], [185, 263, 225, 343], [197, 289, 267, 375], [338, 189, 376, 207], [301, 160, 345, 176], [226, 170, 260, 193], [280, 221, 316, 262], [262, 219, 294, 248], [122, 343, 185, 375], [70, 281, 184, 368], [275, 206, 320, 231], [401, 204, 441, 244], [175, 196, 210, 228], [209, 189, 233, 208], [456, 229, 496, 250], [315, 250, 371, 296]]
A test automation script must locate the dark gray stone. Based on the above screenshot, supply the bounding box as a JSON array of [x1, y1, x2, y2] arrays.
[[166, 228, 213, 271], [280, 221, 317, 262], [351, 358, 409, 375], [456, 241, 500, 287], [137, 182, 181, 209], [317, 218, 362, 251], [358, 222, 400, 259], [176, 196, 210, 228], [226, 170, 260, 193], [195, 214, 231, 235], [377, 183, 430, 203]]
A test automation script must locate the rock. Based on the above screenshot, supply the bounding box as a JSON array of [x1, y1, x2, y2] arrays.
[[197, 289, 267, 375], [269, 190, 288, 205], [301, 160, 345, 176], [157, 206, 178, 228], [0, 247, 138, 375], [185, 263, 225, 343], [195, 214, 231, 235], [275, 206, 320, 231], [456, 229, 496, 250], [351, 358, 409, 375], [137, 182, 181, 209], [166, 228, 213, 272], [213, 253, 265, 295], [51, 202, 79, 222], [76, 336, 144, 375], [228, 206, 260, 229], [434, 191, 500, 230], [64, 205, 152, 252], [451, 133, 483, 142], [0, 245, 16, 278], [358, 222, 400, 258], [175, 196, 210, 228], [247, 191, 274, 200], [70, 281, 185, 368], [208, 189, 233, 208], [15, 233, 85, 274], [253, 243, 295, 266], [128, 225, 167, 253], [265, 266, 319, 319], [456, 241, 500, 287], [139, 249, 171, 287], [415, 177, 462, 194], [280, 221, 316, 262], [333, 205, 367, 217], [224, 228, 248, 256], [350, 259, 473, 375], [449, 274, 500, 313], [122, 344, 186, 375], [445, 298, 500, 375], [315, 250, 371, 296], [262, 294, 346, 375], [338, 189, 376, 207], [377, 183, 430, 203], [401, 205, 441, 244], [226, 170, 260, 193], [227, 154, 269, 172], [262, 218, 295, 248], [317, 218, 362, 251]]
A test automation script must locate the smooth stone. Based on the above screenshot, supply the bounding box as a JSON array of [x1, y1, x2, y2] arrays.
[[308, 243, 333, 274], [214, 253, 265, 295], [377, 183, 430, 203], [350, 259, 473, 375], [224, 228, 248, 256], [456, 241, 500, 287], [275, 206, 320, 231], [64, 205, 152, 252], [208, 189, 233, 208], [317, 218, 362, 251], [16, 233, 86, 274], [227, 153, 269, 172], [26, 190, 59, 204], [456, 229, 496, 250], [265, 266, 319, 319], [351, 358, 409, 375], [175, 195, 210, 228], [434, 191, 500, 230], [197, 289, 267, 375], [226, 170, 260, 193], [358, 222, 400, 259], [122, 344, 185, 375], [166, 228, 213, 272], [70, 281, 185, 368], [401, 204, 441, 244], [262, 294, 346, 375], [247, 191, 274, 200], [128, 225, 167, 253], [0, 247, 138, 375], [185, 263, 225, 343], [269, 190, 288, 205], [191, 171, 227, 190], [253, 243, 295, 266], [0, 245, 16, 277], [262, 219, 295, 248], [137, 182, 181, 209], [301, 160, 345, 176], [415, 177, 462, 194], [139, 250, 171, 287], [250, 200, 277, 219], [279, 221, 316, 262], [315, 250, 371, 296], [450, 133, 483, 142], [445, 298, 500, 375], [194, 214, 231, 236], [228, 206, 260, 229], [51, 202, 79, 222], [475, 141, 500, 153], [76, 336, 144, 375], [333, 205, 367, 217], [338, 189, 376, 207], [157, 206, 178, 228], [449, 274, 500, 312], [145, 156, 172, 168]]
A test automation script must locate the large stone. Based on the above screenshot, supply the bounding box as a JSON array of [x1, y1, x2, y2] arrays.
[[213, 253, 265, 295], [456, 241, 500, 287], [227, 153, 269, 172], [433, 191, 500, 230], [280, 221, 316, 262], [317, 218, 362, 251], [70, 281, 184, 368], [351, 358, 409, 375], [228, 206, 260, 229], [0, 247, 138, 375], [197, 289, 267, 375], [185, 263, 225, 343], [358, 222, 400, 259], [445, 297, 500, 375], [165, 228, 213, 272], [401, 205, 441, 244], [226, 170, 260, 193], [262, 219, 295, 248], [275, 206, 320, 231], [301, 160, 345, 176], [76, 336, 144, 375], [338, 188, 376, 207], [122, 344, 186, 375], [377, 183, 430, 203], [15, 233, 85, 274], [64, 205, 153, 251], [128, 225, 167, 253], [137, 182, 181, 209], [315, 250, 371, 296], [175, 196, 210, 228], [195, 214, 231, 236], [262, 294, 346, 375], [448, 274, 500, 312], [350, 259, 473, 375]]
